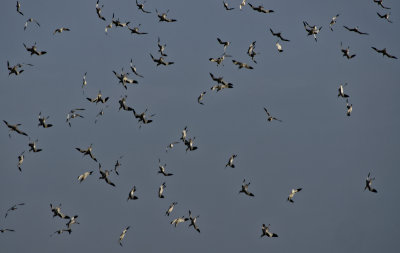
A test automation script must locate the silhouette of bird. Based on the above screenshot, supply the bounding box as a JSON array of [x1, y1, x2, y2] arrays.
[[16, 1, 23, 15], [371, 47, 397, 59], [132, 108, 155, 127], [158, 159, 173, 176], [248, 3, 274, 13], [17, 151, 24, 171], [263, 108, 282, 122], [24, 18, 40, 31], [0, 228, 15, 233], [171, 216, 189, 227], [377, 12, 392, 23], [287, 188, 302, 203], [329, 14, 340, 31], [217, 38, 230, 51], [50, 203, 68, 219], [239, 179, 255, 197], [340, 42, 356, 59], [38, 112, 53, 128], [373, 0, 391, 9], [119, 226, 130, 246], [197, 91, 206, 105], [157, 37, 168, 56], [128, 24, 148, 35], [209, 53, 231, 66], [261, 224, 278, 238], [96, 0, 106, 20], [223, 1, 234, 10], [23, 42, 47, 56], [156, 9, 177, 22], [28, 139, 42, 152], [75, 144, 97, 162], [303, 21, 322, 41], [343, 25, 369, 35], [150, 54, 174, 66], [98, 163, 116, 187], [53, 27, 70, 35], [118, 96, 134, 111], [3, 120, 28, 137], [66, 108, 85, 127], [86, 90, 109, 104], [127, 186, 138, 201], [247, 41, 259, 63], [50, 228, 71, 237], [158, 182, 166, 198], [4, 203, 25, 218], [365, 172, 378, 193], [338, 83, 349, 98], [188, 210, 200, 233], [232, 59, 253, 69], [270, 29, 290, 41], [113, 69, 138, 89], [136, 0, 151, 13], [225, 154, 237, 168], [113, 155, 123, 175], [7, 61, 32, 76], [346, 99, 353, 116]]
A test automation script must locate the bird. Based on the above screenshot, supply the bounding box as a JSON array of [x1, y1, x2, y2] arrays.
[[82, 72, 87, 89], [165, 202, 177, 216], [65, 215, 79, 229], [275, 41, 283, 53], [365, 172, 378, 193], [77, 171, 93, 183], [136, 0, 151, 13], [53, 27, 70, 35], [86, 90, 109, 104], [158, 159, 173, 176], [119, 226, 130, 246], [188, 210, 200, 233], [132, 108, 155, 127], [66, 108, 85, 127], [50, 228, 72, 237], [16, 1, 23, 15], [114, 155, 123, 175], [210, 82, 234, 92], [247, 41, 259, 63], [377, 12, 392, 23], [75, 144, 97, 162], [0, 228, 15, 233], [261, 224, 278, 238], [217, 38, 230, 51], [127, 186, 138, 201], [223, 1, 234, 10], [113, 69, 138, 89], [28, 139, 42, 152], [156, 9, 177, 22], [94, 105, 109, 124], [287, 188, 302, 203], [239, 179, 255, 197], [7, 61, 32, 76], [3, 120, 28, 137], [239, 0, 246, 9], [111, 14, 130, 28], [150, 54, 174, 66], [225, 154, 237, 168], [98, 164, 116, 187], [4, 203, 25, 218], [118, 95, 134, 111], [181, 126, 188, 142], [128, 24, 148, 35], [340, 42, 356, 59], [329, 14, 340, 31], [158, 182, 166, 198], [157, 37, 168, 56], [343, 25, 369, 35], [263, 108, 282, 122], [17, 151, 24, 171], [269, 29, 290, 41], [50, 203, 68, 219], [303, 21, 322, 41], [166, 141, 180, 152], [197, 91, 206, 105], [130, 59, 144, 78], [346, 99, 353, 116], [96, 0, 106, 20], [338, 83, 349, 98], [38, 112, 53, 128], [170, 216, 189, 227], [24, 18, 40, 31], [184, 137, 198, 152], [105, 21, 113, 33], [373, 0, 391, 9], [232, 59, 253, 69], [248, 3, 274, 13], [371, 47, 397, 59], [23, 42, 47, 56], [209, 53, 231, 66]]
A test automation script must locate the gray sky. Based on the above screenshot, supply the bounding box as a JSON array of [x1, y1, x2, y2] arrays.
[[1, 0, 400, 252]]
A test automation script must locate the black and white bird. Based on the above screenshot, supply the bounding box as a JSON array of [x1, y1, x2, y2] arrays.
[[346, 99, 353, 116], [225, 154, 237, 168], [303, 21, 322, 41], [77, 171, 93, 183], [158, 182, 166, 198], [338, 83, 349, 98], [23, 42, 47, 56], [65, 215, 79, 229], [150, 54, 174, 66], [247, 41, 258, 63], [209, 53, 231, 66], [371, 47, 397, 59], [53, 27, 70, 35], [50, 228, 72, 237], [223, 1, 234, 10], [128, 24, 148, 35], [113, 69, 138, 89], [270, 28, 290, 41], [287, 188, 302, 203], [329, 14, 340, 31], [341, 42, 356, 59], [7, 61, 32, 76], [217, 38, 231, 51], [248, 3, 274, 13], [197, 91, 206, 105], [75, 144, 97, 162], [171, 216, 189, 227], [165, 202, 177, 216], [28, 139, 42, 153], [158, 159, 173, 176], [86, 90, 109, 104], [239, 179, 255, 197], [166, 141, 180, 152], [132, 108, 155, 127], [24, 18, 40, 31], [17, 151, 24, 171], [3, 120, 28, 137], [156, 9, 177, 22], [365, 172, 378, 193], [275, 41, 283, 53], [66, 108, 85, 127], [50, 203, 68, 219], [136, 0, 151, 13], [16, 1, 23, 15], [343, 25, 369, 35], [98, 163, 116, 187], [38, 112, 53, 128], [127, 186, 138, 201], [157, 37, 168, 56], [373, 0, 391, 9], [130, 59, 144, 78], [261, 224, 278, 238], [232, 59, 253, 69], [0, 228, 15, 233], [377, 12, 392, 23], [188, 210, 200, 233], [118, 96, 134, 112], [119, 226, 130, 246], [263, 108, 282, 122], [96, 0, 106, 21]]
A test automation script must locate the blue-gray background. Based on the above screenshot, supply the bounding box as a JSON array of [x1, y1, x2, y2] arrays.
[[1, 0, 399, 252]]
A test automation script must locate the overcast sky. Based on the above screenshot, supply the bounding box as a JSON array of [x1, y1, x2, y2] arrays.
[[1, 0, 400, 252]]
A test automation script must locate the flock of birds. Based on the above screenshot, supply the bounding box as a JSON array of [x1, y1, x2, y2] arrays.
[[1, 0, 396, 250]]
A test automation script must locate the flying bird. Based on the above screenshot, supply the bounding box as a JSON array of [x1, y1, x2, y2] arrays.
[[28, 139, 42, 152], [165, 202, 177, 216], [118, 96, 134, 111], [114, 155, 123, 175], [188, 210, 200, 233], [371, 47, 397, 59], [166, 141, 180, 152], [0, 228, 15, 233], [225, 154, 237, 168], [340, 42, 356, 59], [365, 172, 378, 193], [157, 37, 168, 56], [3, 120, 28, 137], [170, 216, 189, 227], [232, 59, 253, 69], [329, 14, 340, 31], [287, 188, 302, 203], [53, 27, 70, 35], [184, 137, 198, 152], [7, 61, 32, 76], [373, 0, 391, 9], [377, 12, 392, 23], [17, 151, 24, 171], [239, 0, 246, 10], [4, 203, 25, 218], [197, 91, 206, 105], [23, 42, 47, 56], [119, 226, 130, 246], [156, 9, 177, 22], [223, 1, 234, 10], [239, 179, 255, 197], [130, 59, 144, 78], [247, 41, 259, 63], [38, 112, 53, 128], [303, 21, 322, 41], [261, 224, 278, 238], [50, 203, 68, 219], [275, 41, 283, 52], [66, 108, 85, 127], [270, 29, 290, 41], [150, 54, 174, 66], [343, 25, 369, 35], [98, 163, 116, 187], [75, 144, 98, 162], [158, 159, 173, 176], [127, 186, 138, 201], [209, 53, 231, 66], [263, 108, 282, 122], [128, 24, 148, 35], [24, 18, 40, 31], [136, 0, 151, 13], [132, 108, 155, 127], [86, 90, 109, 104], [16, 1, 23, 15], [248, 3, 274, 13], [113, 69, 138, 89], [50, 228, 72, 237], [96, 0, 106, 20], [346, 99, 353, 116], [217, 38, 230, 51], [77, 171, 93, 183], [65, 215, 79, 229], [338, 83, 349, 98], [158, 182, 166, 198]]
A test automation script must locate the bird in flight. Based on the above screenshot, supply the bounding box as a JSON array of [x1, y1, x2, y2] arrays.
[[287, 188, 302, 203], [166, 202, 177, 216], [170, 216, 189, 227], [0, 228, 15, 233], [118, 95, 134, 112], [371, 47, 397, 59], [247, 41, 259, 63], [275, 41, 283, 53], [4, 203, 25, 218], [157, 37, 168, 56], [16, 1, 23, 15], [346, 99, 352, 116], [3, 120, 28, 137], [128, 24, 148, 35], [66, 108, 85, 127], [50, 228, 72, 237], [86, 90, 109, 104], [270, 28, 290, 41], [96, 0, 106, 21], [156, 9, 177, 23], [24, 18, 40, 31], [53, 27, 70, 35], [373, 0, 391, 9], [303, 21, 322, 42], [28, 139, 42, 153], [132, 108, 155, 127], [23, 42, 47, 56], [50, 203, 68, 219], [329, 14, 340, 31], [17, 151, 24, 171], [158, 182, 166, 198], [225, 154, 237, 168], [188, 210, 200, 233], [338, 83, 349, 98], [343, 25, 369, 35], [127, 186, 138, 201], [340, 42, 356, 59], [38, 112, 53, 128], [263, 108, 282, 122], [239, 179, 255, 197], [223, 1, 234, 10], [158, 159, 173, 176], [166, 141, 180, 152], [377, 12, 393, 23], [197, 91, 206, 105], [365, 172, 378, 193], [98, 163, 116, 187], [261, 224, 278, 238], [119, 226, 130, 246], [150, 54, 174, 66], [217, 38, 230, 52], [232, 59, 253, 69], [136, 0, 151, 13], [77, 171, 93, 183], [248, 3, 274, 13], [76, 144, 98, 162], [113, 69, 138, 89], [209, 53, 231, 66], [7, 61, 32, 76], [130, 59, 144, 78]]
